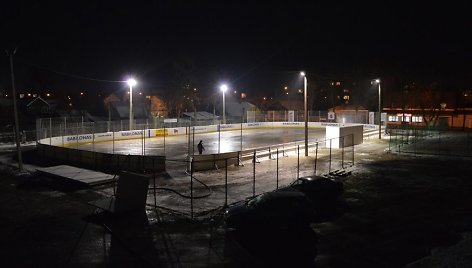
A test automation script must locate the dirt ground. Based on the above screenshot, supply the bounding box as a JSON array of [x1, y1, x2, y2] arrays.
[[1, 136, 472, 267]]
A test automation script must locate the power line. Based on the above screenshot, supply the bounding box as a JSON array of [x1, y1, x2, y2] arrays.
[[18, 59, 126, 83]]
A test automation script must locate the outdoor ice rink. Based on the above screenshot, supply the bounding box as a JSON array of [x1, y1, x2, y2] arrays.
[[65, 125, 361, 216], [34, 123, 370, 216], [74, 127, 327, 159]]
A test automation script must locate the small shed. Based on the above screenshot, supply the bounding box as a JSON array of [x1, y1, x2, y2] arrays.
[[26, 96, 52, 116], [328, 105, 369, 124]]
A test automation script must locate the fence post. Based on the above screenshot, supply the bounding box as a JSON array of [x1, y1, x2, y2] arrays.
[[191, 159, 194, 219], [192, 127, 195, 157], [240, 119, 243, 151], [253, 150, 256, 197], [218, 124, 221, 154], [112, 124, 115, 154], [49, 118, 52, 145], [92, 122, 95, 152], [92, 122, 96, 169], [37, 118, 41, 143], [76, 122, 79, 149], [352, 134, 355, 166], [225, 158, 228, 208], [297, 145, 300, 179], [396, 126, 400, 153], [401, 128, 404, 151], [187, 126, 191, 156], [314, 142, 318, 175], [341, 136, 344, 169], [329, 139, 332, 173], [276, 148, 279, 189], [143, 125, 146, 156]]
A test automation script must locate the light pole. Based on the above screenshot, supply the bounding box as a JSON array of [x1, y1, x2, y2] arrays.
[[6, 48, 23, 171], [220, 84, 228, 124], [374, 79, 382, 139], [301, 72, 308, 156], [127, 78, 137, 130]]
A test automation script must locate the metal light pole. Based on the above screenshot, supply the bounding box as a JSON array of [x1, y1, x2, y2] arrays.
[[127, 78, 137, 130], [220, 84, 228, 124], [6, 48, 23, 171], [376, 79, 382, 139], [301, 72, 308, 156]]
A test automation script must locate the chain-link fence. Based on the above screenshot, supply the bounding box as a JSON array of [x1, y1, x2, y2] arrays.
[[0, 130, 36, 143], [139, 134, 355, 218], [34, 115, 359, 218], [388, 124, 472, 157]]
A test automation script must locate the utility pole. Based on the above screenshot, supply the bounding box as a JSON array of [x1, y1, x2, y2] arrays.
[[6, 48, 23, 171]]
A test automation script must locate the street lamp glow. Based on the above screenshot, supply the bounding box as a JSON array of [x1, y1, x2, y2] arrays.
[[300, 71, 306, 76], [220, 84, 228, 93], [127, 78, 137, 130], [127, 78, 137, 87], [220, 84, 228, 124]]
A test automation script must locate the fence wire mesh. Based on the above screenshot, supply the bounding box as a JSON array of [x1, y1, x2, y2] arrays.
[[388, 125, 472, 157]]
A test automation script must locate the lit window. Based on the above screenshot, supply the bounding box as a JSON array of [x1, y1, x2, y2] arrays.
[[412, 116, 423, 122], [336, 82, 341, 86], [388, 116, 398, 122]]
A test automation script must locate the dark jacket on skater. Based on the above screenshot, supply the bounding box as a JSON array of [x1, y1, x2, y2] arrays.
[[197, 140, 205, 154]]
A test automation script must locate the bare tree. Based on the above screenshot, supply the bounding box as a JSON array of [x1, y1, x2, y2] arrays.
[[167, 58, 197, 118], [414, 82, 442, 127]]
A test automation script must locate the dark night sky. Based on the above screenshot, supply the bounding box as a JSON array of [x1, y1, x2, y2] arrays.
[[1, 1, 471, 97]]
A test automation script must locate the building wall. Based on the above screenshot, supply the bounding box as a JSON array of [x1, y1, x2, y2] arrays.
[[385, 109, 472, 128]]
